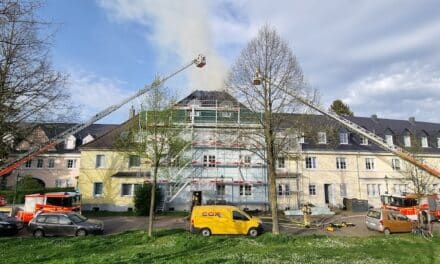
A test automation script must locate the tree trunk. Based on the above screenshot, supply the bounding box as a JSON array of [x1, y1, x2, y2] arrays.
[[266, 138, 279, 234], [147, 165, 158, 236]]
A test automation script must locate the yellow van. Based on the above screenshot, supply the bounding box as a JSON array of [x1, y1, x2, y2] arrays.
[[190, 205, 263, 237]]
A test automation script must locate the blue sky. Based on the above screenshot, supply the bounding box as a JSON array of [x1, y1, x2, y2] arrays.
[[40, 0, 440, 124]]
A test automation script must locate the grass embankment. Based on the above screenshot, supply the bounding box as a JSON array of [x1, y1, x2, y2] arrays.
[[0, 230, 438, 264]]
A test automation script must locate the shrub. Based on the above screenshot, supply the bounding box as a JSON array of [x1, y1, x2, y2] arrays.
[[133, 184, 161, 216]]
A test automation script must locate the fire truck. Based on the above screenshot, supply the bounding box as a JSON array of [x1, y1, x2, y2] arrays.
[[16, 192, 81, 223], [381, 193, 440, 221]]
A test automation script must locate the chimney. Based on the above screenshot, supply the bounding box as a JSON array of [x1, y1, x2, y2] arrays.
[[129, 105, 135, 119], [409, 117, 415, 125], [371, 114, 378, 123]]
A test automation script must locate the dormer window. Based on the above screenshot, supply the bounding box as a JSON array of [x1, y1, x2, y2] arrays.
[[65, 135, 76, 150], [360, 136, 368, 145], [421, 134, 428, 148], [82, 134, 94, 145], [403, 132, 411, 147], [317, 132, 327, 144], [339, 131, 348, 145], [385, 134, 393, 146]]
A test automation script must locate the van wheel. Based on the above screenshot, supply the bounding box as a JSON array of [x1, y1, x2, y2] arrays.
[[76, 229, 87, 237], [33, 229, 44, 238], [248, 228, 258, 237], [201, 228, 211, 237], [384, 228, 391, 235]]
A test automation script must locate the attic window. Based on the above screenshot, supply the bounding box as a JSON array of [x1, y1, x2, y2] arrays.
[[385, 134, 393, 146], [65, 135, 76, 150], [339, 131, 348, 145], [421, 135, 428, 148], [317, 132, 327, 144], [403, 134, 411, 147]]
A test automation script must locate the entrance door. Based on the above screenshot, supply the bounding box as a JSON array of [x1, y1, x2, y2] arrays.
[[324, 184, 332, 204]]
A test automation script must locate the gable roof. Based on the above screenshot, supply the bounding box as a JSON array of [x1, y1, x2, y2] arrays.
[[175, 90, 248, 109]]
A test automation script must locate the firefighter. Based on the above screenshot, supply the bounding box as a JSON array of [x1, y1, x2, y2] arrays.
[[302, 203, 312, 228]]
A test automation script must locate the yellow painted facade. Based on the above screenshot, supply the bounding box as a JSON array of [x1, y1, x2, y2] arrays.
[[79, 150, 150, 211]]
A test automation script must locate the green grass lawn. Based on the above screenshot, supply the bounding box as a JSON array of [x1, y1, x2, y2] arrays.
[[0, 230, 438, 264]]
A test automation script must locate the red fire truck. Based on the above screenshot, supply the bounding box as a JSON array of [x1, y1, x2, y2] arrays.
[[16, 192, 81, 223], [381, 193, 440, 221]]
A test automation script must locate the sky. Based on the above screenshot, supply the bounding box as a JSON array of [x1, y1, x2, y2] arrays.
[[39, 0, 440, 124]]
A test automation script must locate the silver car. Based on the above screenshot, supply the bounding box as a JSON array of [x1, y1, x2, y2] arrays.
[[28, 212, 104, 237]]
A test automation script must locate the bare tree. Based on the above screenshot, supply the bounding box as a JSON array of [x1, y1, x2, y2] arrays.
[[117, 83, 187, 237], [227, 25, 317, 234], [0, 0, 71, 163]]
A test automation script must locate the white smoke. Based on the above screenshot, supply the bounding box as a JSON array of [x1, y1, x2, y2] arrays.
[[98, 0, 227, 91]]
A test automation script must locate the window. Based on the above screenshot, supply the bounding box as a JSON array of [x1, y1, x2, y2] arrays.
[[277, 157, 285, 169], [129, 155, 140, 167], [391, 159, 401, 171], [59, 216, 71, 225], [45, 215, 59, 224], [278, 184, 291, 196], [340, 183, 347, 197], [393, 184, 407, 195], [339, 132, 348, 144], [421, 136, 428, 148], [360, 136, 368, 145], [48, 159, 55, 168], [216, 184, 225, 196], [203, 155, 216, 167], [385, 134, 393, 146], [67, 159, 76, 169], [55, 179, 63, 188], [25, 160, 32, 168], [233, 211, 249, 221], [317, 132, 327, 144], [305, 157, 317, 169], [239, 184, 252, 196], [36, 159, 43, 168], [121, 183, 140, 196], [66, 179, 73, 187], [93, 182, 103, 197], [336, 157, 347, 170], [404, 134, 411, 147], [95, 155, 105, 168], [221, 112, 232, 118], [242, 155, 251, 165], [309, 184, 316, 195], [365, 158, 375, 170], [367, 184, 381, 197]]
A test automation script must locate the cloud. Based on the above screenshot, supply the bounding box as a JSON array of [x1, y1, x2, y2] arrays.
[[67, 70, 134, 123], [98, 0, 228, 91], [344, 62, 440, 122]]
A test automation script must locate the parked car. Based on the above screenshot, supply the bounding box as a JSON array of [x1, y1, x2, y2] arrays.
[[366, 208, 416, 235], [28, 212, 104, 237], [190, 205, 263, 237], [0, 213, 22, 236]]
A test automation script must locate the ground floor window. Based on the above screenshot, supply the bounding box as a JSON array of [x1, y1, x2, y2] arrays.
[[367, 184, 382, 197], [239, 184, 252, 196], [93, 182, 103, 197], [309, 184, 316, 195], [278, 183, 291, 196], [121, 183, 141, 196], [216, 184, 225, 196]]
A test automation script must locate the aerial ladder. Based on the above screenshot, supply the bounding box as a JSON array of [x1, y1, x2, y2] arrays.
[[253, 69, 440, 180], [0, 55, 206, 177]]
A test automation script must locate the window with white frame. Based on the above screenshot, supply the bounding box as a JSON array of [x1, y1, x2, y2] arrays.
[[48, 159, 55, 168], [67, 159, 76, 169], [367, 184, 381, 197], [391, 159, 401, 171], [25, 160, 32, 168], [360, 136, 368, 145], [404, 134, 411, 147], [216, 184, 225, 196], [55, 179, 63, 188], [309, 184, 316, 195], [95, 155, 105, 168], [393, 184, 407, 195], [121, 183, 140, 196], [129, 155, 140, 167], [339, 131, 349, 144], [340, 183, 347, 197], [385, 134, 393, 146], [66, 179, 73, 187], [277, 157, 285, 169], [203, 155, 216, 167], [278, 183, 291, 196], [317, 132, 327, 144], [37, 159, 43, 168], [93, 182, 103, 197], [365, 158, 375, 170], [239, 184, 252, 196], [305, 157, 317, 169], [336, 157, 347, 170], [421, 136, 428, 148]]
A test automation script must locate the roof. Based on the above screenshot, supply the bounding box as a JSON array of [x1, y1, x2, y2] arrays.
[[175, 90, 248, 109]]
